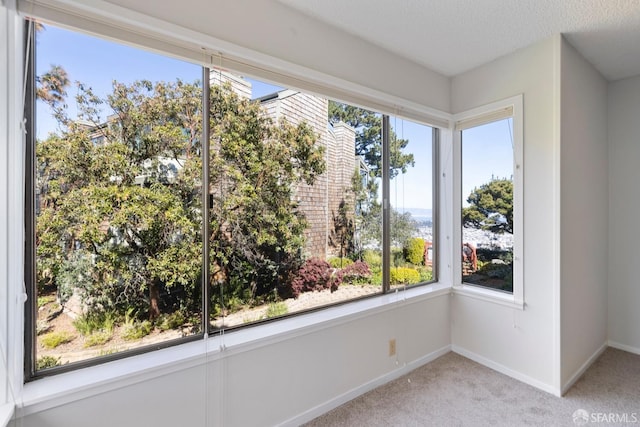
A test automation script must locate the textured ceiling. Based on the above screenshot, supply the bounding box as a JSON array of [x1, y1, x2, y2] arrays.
[[278, 0, 640, 81]]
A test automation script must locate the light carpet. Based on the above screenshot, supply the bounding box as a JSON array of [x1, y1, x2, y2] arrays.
[[303, 348, 640, 426]]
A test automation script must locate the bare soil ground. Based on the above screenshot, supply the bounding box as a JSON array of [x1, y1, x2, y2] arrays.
[[37, 284, 382, 366]]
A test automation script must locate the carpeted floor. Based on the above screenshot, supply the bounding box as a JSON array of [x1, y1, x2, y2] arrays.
[[304, 348, 640, 426]]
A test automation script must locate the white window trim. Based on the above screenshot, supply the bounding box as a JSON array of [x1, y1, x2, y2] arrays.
[[3, 2, 27, 423], [451, 95, 524, 309], [5, 0, 455, 401], [18, 283, 450, 416]]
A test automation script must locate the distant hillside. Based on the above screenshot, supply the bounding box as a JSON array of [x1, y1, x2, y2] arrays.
[[398, 208, 432, 222]]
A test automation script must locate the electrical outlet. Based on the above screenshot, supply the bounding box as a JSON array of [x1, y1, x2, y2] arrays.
[[389, 339, 396, 356]]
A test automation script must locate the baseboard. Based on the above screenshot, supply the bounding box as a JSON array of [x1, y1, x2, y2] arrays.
[[451, 345, 560, 396], [278, 345, 452, 427], [561, 342, 607, 395], [608, 341, 640, 356]]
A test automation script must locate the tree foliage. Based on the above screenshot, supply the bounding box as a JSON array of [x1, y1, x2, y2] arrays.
[[207, 84, 325, 305], [462, 178, 513, 234], [329, 101, 417, 257], [36, 76, 325, 321], [328, 101, 414, 179], [403, 237, 425, 265], [329, 199, 355, 260], [37, 79, 204, 319]]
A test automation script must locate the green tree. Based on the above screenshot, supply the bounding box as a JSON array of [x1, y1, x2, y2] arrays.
[[328, 102, 414, 179], [329, 199, 355, 260], [206, 84, 325, 306], [462, 178, 513, 234], [329, 102, 416, 255], [37, 78, 325, 321], [403, 237, 425, 265], [37, 79, 204, 319], [356, 203, 418, 250]]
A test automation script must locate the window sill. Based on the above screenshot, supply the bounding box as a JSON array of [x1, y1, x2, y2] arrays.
[[19, 282, 450, 417], [452, 284, 524, 310]]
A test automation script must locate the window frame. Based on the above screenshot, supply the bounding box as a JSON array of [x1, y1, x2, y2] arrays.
[[22, 18, 443, 380], [452, 95, 524, 308]]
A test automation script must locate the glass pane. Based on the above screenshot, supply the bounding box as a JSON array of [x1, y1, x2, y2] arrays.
[[389, 118, 435, 289], [461, 118, 514, 292], [208, 80, 383, 330], [34, 23, 202, 369]]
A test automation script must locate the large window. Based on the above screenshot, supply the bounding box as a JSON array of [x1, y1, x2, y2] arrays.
[[455, 96, 523, 303], [28, 22, 203, 374], [25, 22, 438, 377]]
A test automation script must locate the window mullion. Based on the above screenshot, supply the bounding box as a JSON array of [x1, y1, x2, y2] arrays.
[[23, 19, 37, 381], [382, 115, 390, 293], [201, 67, 211, 334]]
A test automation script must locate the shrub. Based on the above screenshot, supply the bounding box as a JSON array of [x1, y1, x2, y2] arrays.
[[158, 311, 186, 331], [328, 257, 354, 269], [37, 355, 61, 370], [362, 250, 382, 272], [40, 331, 75, 349], [391, 248, 405, 267], [340, 261, 372, 284], [84, 331, 112, 347], [265, 302, 288, 319], [122, 320, 153, 341], [37, 295, 55, 308], [403, 237, 425, 265], [476, 248, 513, 264], [73, 311, 116, 336], [290, 258, 340, 297], [390, 267, 421, 285], [418, 267, 433, 283], [371, 271, 383, 286]]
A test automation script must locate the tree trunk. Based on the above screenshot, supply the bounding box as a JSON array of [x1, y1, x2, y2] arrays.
[[149, 280, 161, 320]]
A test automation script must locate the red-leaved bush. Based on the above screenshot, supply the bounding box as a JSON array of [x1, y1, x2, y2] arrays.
[[340, 260, 372, 284], [290, 259, 373, 297], [290, 258, 341, 297]]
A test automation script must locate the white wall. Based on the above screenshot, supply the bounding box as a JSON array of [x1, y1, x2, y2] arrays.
[[0, 1, 9, 412], [608, 74, 640, 355], [450, 37, 561, 393], [24, 0, 449, 115], [1, 2, 24, 423], [110, 0, 450, 112], [559, 37, 609, 390], [13, 296, 450, 427]]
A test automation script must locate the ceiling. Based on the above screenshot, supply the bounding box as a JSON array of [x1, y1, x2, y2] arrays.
[[278, 0, 640, 81]]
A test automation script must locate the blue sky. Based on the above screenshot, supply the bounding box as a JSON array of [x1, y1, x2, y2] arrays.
[[390, 118, 434, 211], [36, 25, 281, 139], [461, 118, 514, 206], [36, 24, 512, 213]]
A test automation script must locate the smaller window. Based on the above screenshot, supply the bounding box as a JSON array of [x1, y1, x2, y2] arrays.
[[454, 96, 523, 304]]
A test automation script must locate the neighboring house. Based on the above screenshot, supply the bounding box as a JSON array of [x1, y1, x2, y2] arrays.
[[208, 71, 361, 259], [259, 89, 357, 259]]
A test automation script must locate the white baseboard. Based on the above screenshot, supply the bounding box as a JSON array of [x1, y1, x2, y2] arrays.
[[451, 345, 561, 396], [561, 342, 607, 395], [608, 341, 640, 356], [278, 345, 452, 427]]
